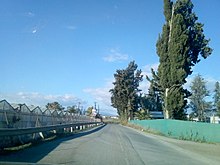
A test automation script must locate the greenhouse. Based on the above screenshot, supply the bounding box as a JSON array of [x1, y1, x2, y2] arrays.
[[0, 100, 97, 129], [0, 100, 17, 128], [17, 104, 32, 128], [42, 108, 53, 126], [0, 99, 100, 149], [51, 109, 60, 125], [31, 106, 43, 127]]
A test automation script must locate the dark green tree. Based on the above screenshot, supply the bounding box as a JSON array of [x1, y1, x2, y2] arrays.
[[140, 85, 162, 113], [110, 61, 143, 123], [189, 74, 210, 121], [136, 70, 163, 120], [86, 106, 93, 116], [156, 0, 212, 119], [46, 102, 64, 111], [67, 105, 77, 113], [145, 69, 163, 113], [135, 108, 150, 120], [213, 82, 220, 116]]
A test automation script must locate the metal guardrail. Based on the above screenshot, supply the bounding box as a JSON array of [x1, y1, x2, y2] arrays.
[[0, 122, 101, 137]]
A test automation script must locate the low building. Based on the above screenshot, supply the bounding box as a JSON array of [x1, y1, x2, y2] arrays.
[[91, 108, 97, 117], [210, 116, 220, 124], [149, 111, 164, 119]]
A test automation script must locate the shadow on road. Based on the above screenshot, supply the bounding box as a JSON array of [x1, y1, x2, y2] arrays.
[[0, 124, 106, 164]]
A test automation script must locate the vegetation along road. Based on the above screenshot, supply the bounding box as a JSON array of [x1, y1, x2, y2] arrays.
[[1, 124, 220, 165]]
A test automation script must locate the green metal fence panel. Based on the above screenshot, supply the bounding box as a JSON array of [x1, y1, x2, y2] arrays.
[[130, 119, 220, 143]]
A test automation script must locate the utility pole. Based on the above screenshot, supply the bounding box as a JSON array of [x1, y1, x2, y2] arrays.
[[78, 102, 81, 115], [97, 104, 100, 114], [94, 102, 97, 111]]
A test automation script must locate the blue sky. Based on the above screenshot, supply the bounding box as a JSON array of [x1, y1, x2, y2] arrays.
[[0, 0, 219, 115]]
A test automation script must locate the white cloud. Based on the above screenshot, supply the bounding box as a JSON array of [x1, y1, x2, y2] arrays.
[[141, 63, 159, 77], [66, 25, 77, 30], [32, 28, 37, 34], [0, 92, 86, 108], [84, 87, 111, 106], [30, 25, 41, 34], [24, 11, 35, 18], [29, 21, 45, 34], [83, 78, 117, 115], [103, 49, 128, 62], [139, 80, 150, 94]]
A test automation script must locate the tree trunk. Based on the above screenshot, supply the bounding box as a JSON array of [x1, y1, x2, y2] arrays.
[[164, 88, 170, 119]]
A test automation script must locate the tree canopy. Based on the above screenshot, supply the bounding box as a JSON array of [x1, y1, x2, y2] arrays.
[[110, 61, 143, 123], [156, 0, 212, 119], [86, 106, 93, 116], [189, 74, 210, 121], [46, 102, 64, 111], [67, 105, 78, 114]]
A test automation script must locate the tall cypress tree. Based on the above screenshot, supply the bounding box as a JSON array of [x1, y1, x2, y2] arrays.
[[157, 0, 212, 119]]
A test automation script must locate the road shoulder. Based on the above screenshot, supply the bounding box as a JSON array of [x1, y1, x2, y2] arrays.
[[124, 124, 220, 164]]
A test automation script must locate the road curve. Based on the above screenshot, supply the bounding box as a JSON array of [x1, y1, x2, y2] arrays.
[[0, 124, 220, 165]]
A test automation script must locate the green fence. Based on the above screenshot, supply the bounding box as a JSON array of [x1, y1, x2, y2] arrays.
[[130, 119, 220, 143]]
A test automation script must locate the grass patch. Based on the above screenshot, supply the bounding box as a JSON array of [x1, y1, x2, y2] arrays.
[[0, 135, 57, 155], [126, 123, 164, 136], [3, 142, 32, 151]]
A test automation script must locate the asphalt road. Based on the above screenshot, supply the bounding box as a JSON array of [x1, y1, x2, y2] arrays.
[[0, 124, 220, 165]]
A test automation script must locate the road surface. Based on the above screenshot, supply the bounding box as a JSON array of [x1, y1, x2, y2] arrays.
[[0, 124, 220, 165]]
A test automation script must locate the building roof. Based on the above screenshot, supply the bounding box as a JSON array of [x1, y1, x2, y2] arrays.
[[0, 100, 15, 112]]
